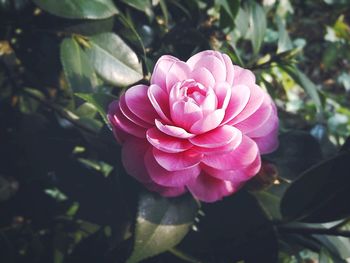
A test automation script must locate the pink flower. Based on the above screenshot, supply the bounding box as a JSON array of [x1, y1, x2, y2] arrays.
[[108, 50, 279, 202]]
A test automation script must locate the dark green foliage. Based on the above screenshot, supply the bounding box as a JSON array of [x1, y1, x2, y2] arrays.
[[1, 0, 350, 263]]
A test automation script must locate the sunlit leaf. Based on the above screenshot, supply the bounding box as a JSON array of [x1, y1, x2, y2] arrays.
[[248, 1, 266, 55], [75, 92, 117, 125], [60, 38, 98, 93], [126, 191, 199, 263], [33, 0, 118, 19], [280, 65, 323, 114], [85, 33, 143, 87]]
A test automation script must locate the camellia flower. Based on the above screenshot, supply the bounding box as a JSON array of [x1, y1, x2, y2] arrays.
[[108, 50, 279, 202]]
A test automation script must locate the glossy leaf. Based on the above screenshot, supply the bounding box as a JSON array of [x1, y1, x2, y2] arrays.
[[280, 149, 350, 222], [178, 191, 278, 262], [216, 0, 240, 29], [60, 38, 98, 93], [276, 15, 293, 53], [266, 131, 323, 180], [126, 191, 199, 263], [85, 33, 143, 87], [280, 64, 323, 114], [75, 92, 117, 125], [121, 0, 153, 17], [248, 2, 266, 55], [33, 0, 118, 19]]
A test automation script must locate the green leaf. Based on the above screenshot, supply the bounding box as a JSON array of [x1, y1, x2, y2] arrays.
[[77, 158, 113, 177], [216, 0, 240, 29], [178, 191, 278, 262], [126, 191, 199, 263], [252, 182, 289, 221], [280, 64, 323, 115], [75, 102, 97, 118], [121, 0, 153, 18], [266, 131, 323, 180], [85, 33, 143, 87], [248, 2, 266, 55], [75, 92, 117, 125], [276, 15, 293, 53], [32, 0, 118, 19], [60, 38, 98, 93], [280, 150, 350, 222]]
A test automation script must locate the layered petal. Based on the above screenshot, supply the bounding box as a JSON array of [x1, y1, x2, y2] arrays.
[[151, 55, 179, 89], [221, 84, 250, 124], [125, 84, 158, 124], [110, 103, 146, 138], [165, 61, 191, 91], [252, 122, 279, 154], [146, 127, 193, 153], [148, 84, 171, 123], [190, 109, 225, 134], [119, 94, 151, 128], [202, 135, 259, 170], [186, 172, 237, 202], [171, 100, 203, 131], [155, 119, 195, 139], [191, 67, 216, 88], [188, 54, 226, 83], [233, 65, 256, 86], [145, 148, 200, 187], [153, 148, 202, 171], [190, 125, 241, 148], [122, 138, 152, 183]]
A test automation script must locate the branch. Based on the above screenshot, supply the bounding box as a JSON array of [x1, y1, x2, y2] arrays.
[[278, 225, 350, 238], [22, 89, 99, 135]]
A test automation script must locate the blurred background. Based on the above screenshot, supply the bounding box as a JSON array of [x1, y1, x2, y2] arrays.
[[1, 0, 350, 262]]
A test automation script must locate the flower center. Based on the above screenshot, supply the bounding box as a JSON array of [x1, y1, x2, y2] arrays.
[[184, 81, 208, 105]]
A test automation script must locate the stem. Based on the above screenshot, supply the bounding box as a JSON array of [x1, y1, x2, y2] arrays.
[[168, 247, 203, 263], [278, 225, 350, 238], [22, 89, 98, 135]]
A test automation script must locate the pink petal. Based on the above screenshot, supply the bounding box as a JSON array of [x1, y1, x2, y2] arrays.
[[201, 152, 261, 182], [171, 100, 203, 131], [151, 55, 179, 89], [189, 125, 241, 148], [111, 105, 146, 138], [191, 67, 216, 88], [145, 182, 187, 197], [146, 127, 193, 153], [187, 50, 216, 66], [202, 135, 259, 170], [245, 100, 278, 137], [200, 89, 217, 113], [147, 84, 172, 123], [186, 172, 237, 202], [125, 84, 158, 124], [122, 138, 152, 183], [189, 55, 226, 83], [228, 84, 265, 125], [153, 148, 202, 171], [190, 109, 225, 134], [145, 148, 200, 187], [233, 65, 256, 86], [108, 101, 129, 143], [234, 96, 273, 135], [165, 61, 191, 92], [222, 53, 234, 85], [119, 94, 151, 128], [155, 119, 195, 139], [193, 136, 243, 155], [252, 123, 279, 154], [221, 84, 251, 124], [215, 82, 232, 110]]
